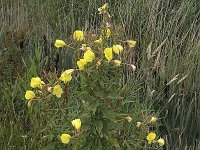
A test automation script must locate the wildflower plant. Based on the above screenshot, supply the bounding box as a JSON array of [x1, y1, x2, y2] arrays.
[[24, 3, 165, 149]]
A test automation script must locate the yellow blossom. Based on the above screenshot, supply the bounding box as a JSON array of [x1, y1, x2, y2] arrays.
[[113, 60, 121, 67], [82, 44, 87, 47], [112, 45, 123, 54], [98, 3, 109, 14], [77, 59, 87, 70], [102, 28, 111, 38], [73, 30, 84, 41], [30, 77, 45, 88], [60, 134, 71, 144], [136, 122, 142, 127], [104, 48, 113, 62], [157, 138, 165, 146], [59, 69, 74, 83], [71, 119, 81, 131], [25, 90, 35, 100], [94, 38, 102, 44], [27, 100, 33, 107], [147, 132, 156, 144], [86, 47, 92, 51], [126, 40, 136, 48], [52, 85, 63, 98], [125, 116, 132, 122], [96, 61, 101, 68], [150, 117, 157, 123], [54, 40, 66, 48], [105, 28, 111, 38], [80, 44, 87, 50], [83, 50, 95, 62]]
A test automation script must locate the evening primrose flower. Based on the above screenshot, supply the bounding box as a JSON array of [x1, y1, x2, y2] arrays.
[[105, 28, 111, 38], [125, 116, 132, 122], [30, 77, 45, 88], [96, 60, 101, 68], [104, 48, 113, 62], [77, 59, 87, 70], [157, 138, 165, 146], [113, 60, 121, 67], [112, 45, 123, 54], [54, 40, 66, 48], [94, 38, 102, 44], [25, 90, 35, 100], [83, 50, 95, 62], [27, 100, 33, 107], [60, 134, 71, 144], [147, 132, 156, 144], [101, 28, 111, 38], [126, 40, 136, 48], [71, 119, 81, 131], [52, 85, 63, 98], [73, 30, 84, 41], [136, 122, 142, 127], [150, 117, 157, 123], [80, 44, 87, 50], [59, 69, 74, 83], [98, 3, 109, 14]]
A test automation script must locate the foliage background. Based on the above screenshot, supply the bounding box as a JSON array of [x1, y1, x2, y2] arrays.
[[0, 0, 200, 149]]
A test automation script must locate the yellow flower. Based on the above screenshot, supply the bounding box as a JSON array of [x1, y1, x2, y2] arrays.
[[112, 45, 123, 54], [52, 85, 63, 98], [157, 138, 165, 146], [126, 40, 136, 48], [80, 44, 87, 50], [104, 48, 113, 62], [136, 122, 142, 127], [71, 119, 81, 131], [96, 61, 101, 68], [147, 132, 156, 144], [113, 60, 121, 67], [102, 28, 111, 38], [60, 134, 71, 144], [25, 90, 35, 100], [59, 69, 74, 83], [98, 3, 109, 14], [73, 30, 84, 41], [125, 116, 132, 122], [27, 100, 33, 107], [30, 77, 45, 88], [150, 117, 157, 123], [77, 59, 87, 70], [83, 50, 95, 62], [94, 38, 102, 44], [105, 28, 111, 38], [54, 40, 66, 48]]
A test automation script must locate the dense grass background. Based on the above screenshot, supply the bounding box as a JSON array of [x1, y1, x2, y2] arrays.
[[0, 0, 200, 149]]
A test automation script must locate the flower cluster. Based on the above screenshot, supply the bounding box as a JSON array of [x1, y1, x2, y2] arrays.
[[136, 115, 165, 147], [146, 132, 165, 146], [24, 3, 164, 149], [60, 119, 81, 144], [77, 46, 95, 70], [25, 77, 45, 101], [54, 30, 136, 71], [25, 69, 75, 105]]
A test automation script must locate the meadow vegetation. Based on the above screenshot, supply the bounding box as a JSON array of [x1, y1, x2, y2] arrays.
[[0, 0, 200, 149]]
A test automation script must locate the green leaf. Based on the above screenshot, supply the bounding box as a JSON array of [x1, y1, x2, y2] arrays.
[[96, 121, 103, 135]]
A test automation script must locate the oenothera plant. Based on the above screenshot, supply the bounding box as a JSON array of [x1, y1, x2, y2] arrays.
[[25, 3, 165, 149]]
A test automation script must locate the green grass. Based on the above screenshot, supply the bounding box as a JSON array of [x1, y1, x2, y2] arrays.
[[0, 0, 200, 149]]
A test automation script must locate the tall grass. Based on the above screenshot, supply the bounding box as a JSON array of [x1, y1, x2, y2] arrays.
[[0, 0, 199, 149]]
